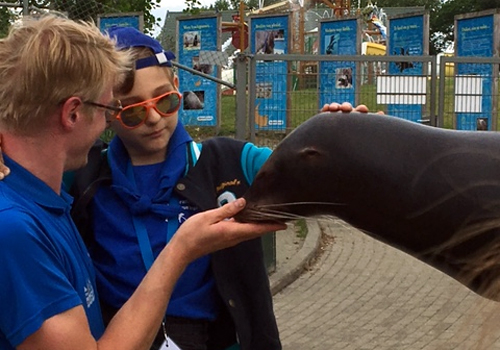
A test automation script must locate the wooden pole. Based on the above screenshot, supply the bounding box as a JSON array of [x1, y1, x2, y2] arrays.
[[239, 1, 245, 52]]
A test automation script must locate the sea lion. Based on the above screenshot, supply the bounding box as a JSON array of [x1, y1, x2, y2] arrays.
[[235, 111, 500, 300]]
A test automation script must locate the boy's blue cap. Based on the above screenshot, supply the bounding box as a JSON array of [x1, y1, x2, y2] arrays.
[[106, 26, 175, 69]]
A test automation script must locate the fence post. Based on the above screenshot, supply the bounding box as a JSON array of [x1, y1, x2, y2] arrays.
[[429, 55, 437, 127], [234, 53, 247, 140], [22, 0, 28, 15], [437, 56, 447, 128]]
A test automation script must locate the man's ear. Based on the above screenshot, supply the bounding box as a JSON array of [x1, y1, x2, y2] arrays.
[[60, 97, 83, 130]]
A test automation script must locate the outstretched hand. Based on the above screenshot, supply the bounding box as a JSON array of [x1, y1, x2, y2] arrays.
[[170, 198, 287, 265], [0, 135, 10, 180], [321, 102, 368, 113], [320, 102, 384, 114]]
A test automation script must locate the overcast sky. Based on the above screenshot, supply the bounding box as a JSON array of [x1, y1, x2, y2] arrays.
[[151, 0, 216, 35]]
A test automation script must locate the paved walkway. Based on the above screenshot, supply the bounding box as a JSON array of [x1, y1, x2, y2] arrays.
[[272, 218, 500, 350]]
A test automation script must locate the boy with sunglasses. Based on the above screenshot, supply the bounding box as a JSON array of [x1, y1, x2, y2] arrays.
[[68, 26, 280, 350]]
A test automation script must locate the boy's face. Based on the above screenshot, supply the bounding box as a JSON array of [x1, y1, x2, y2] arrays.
[[111, 66, 179, 165]]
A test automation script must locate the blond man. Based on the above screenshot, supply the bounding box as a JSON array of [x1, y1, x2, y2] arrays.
[[0, 15, 284, 350]]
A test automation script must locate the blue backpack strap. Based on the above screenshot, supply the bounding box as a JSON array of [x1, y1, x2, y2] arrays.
[[184, 141, 201, 175]]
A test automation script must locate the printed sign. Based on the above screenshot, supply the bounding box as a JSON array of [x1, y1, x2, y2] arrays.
[[455, 13, 496, 130], [387, 14, 427, 123], [177, 15, 220, 127], [97, 12, 143, 32], [250, 14, 289, 131], [318, 18, 359, 109]]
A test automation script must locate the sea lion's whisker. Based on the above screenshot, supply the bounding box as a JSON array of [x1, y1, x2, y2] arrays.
[[257, 202, 346, 209], [244, 208, 309, 221]]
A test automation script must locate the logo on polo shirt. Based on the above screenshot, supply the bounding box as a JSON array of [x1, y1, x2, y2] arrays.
[[178, 213, 187, 223], [84, 279, 95, 308]]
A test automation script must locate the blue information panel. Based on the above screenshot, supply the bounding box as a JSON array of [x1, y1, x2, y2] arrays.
[[455, 14, 495, 130], [98, 13, 143, 32], [318, 18, 358, 108], [177, 16, 219, 127], [250, 14, 289, 131], [388, 14, 425, 123]]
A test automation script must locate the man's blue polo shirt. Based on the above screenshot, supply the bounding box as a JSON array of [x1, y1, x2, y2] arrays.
[[0, 156, 104, 349]]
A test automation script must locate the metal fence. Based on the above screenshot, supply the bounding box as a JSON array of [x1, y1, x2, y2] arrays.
[[246, 54, 438, 147], [438, 56, 500, 130], [225, 53, 500, 148]]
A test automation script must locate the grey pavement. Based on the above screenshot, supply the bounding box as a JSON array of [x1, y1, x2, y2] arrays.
[[271, 218, 500, 349]]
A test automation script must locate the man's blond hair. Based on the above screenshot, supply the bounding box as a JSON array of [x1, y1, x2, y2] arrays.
[[0, 14, 132, 134]]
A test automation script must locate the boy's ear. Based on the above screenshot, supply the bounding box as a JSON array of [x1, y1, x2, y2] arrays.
[[174, 74, 179, 89]]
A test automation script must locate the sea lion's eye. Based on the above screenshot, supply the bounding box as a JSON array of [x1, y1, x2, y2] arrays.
[[300, 147, 321, 158]]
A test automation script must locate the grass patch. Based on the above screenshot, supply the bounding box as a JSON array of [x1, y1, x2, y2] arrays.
[[295, 219, 308, 239]]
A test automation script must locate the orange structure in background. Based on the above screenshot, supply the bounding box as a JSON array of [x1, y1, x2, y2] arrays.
[[221, 0, 352, 53], [221, 14, 248, 51]]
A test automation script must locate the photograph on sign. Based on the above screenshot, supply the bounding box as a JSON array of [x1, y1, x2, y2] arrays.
[[335, 68, 353, 89], [325, 33, 340, 55], [183, 91, 205, 110], [183, 31, 201, 50], [192, 56, 213, 75], [255, 29, 285, 54]]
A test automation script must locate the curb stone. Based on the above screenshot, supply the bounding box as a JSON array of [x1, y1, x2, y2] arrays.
[[269, 220, 322, 295]]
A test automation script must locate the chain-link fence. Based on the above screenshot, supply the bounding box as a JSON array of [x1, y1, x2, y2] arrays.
[[438, 56, 500, 130], [169, 52, 500, 148], [243, 54, 435, 148], [241, 53, 500, 148]]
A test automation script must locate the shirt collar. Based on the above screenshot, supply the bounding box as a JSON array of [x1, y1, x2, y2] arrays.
[[3, 155, 73, 213]]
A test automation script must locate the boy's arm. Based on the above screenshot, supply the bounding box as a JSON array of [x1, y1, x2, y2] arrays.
[[18, 199, 286, 350]]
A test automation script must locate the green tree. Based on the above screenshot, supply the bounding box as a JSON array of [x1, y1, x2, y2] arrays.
[[212, 0, 231, 11], [433, 0, 498, 50], [0, 8, 13, 38], [184, 0, 204, 14], [28, 0, 162, 34], [0, 1, 22, 38]]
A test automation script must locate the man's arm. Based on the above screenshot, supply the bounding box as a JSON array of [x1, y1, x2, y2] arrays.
[[17, 198, 286, 350]]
